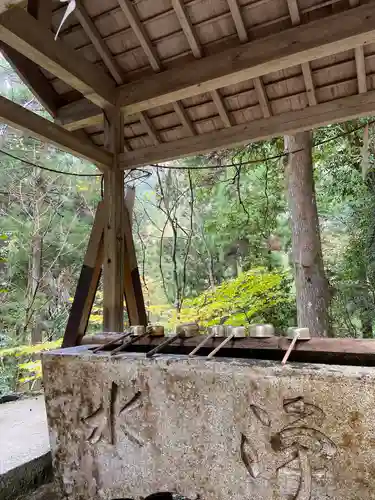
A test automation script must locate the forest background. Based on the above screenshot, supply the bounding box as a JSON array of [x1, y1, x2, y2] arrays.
[[1, 55, 374, 395]]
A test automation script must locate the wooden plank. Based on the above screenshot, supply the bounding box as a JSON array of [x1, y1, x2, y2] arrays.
[[139, 111, 160, 145], [0, 0, 25, 14], [123, 197, 147, 326], [119, 89, 375, 167], [170, 3, 233, 131], [117, 0, 161, 72], [355, 46, 367, 93], [0, 1, 56, 117], [0, 43, 60, 117], [0, 94, 111, 168], [27, 0, 52, 28], [0, 7, 116, 108], [210, 89, 232, 128], [116, 2, 375, 116], [171, 0, 202, 58], [286, 0, 301, 24], [227, 0, 248, 43], [348, 0, 366, 94], [103, 108, 125, 332], [173, 101, 196, 136], [301, 62, 317, 105], [62, 201, 105, 348], [80, 335, 375, 367], [253, 76, 271, 118], [55, 98, 102, 131], [226, 0, 271, 119], [287, 0, 317, 106], [74, 0, 124, 85]]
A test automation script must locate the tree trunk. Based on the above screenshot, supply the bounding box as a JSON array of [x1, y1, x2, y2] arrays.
[[285, 131, 331, 337], [30, 233, 43, 343], [27, 167, 44, 344]]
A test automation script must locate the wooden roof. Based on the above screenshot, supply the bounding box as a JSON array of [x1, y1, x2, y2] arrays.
[[1, 0, 375, 168]]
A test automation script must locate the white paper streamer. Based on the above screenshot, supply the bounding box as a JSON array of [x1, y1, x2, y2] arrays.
[[55, 0, 76, 40]]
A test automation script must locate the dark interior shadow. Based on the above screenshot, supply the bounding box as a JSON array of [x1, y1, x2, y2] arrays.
[[113, 492, 193, 500]]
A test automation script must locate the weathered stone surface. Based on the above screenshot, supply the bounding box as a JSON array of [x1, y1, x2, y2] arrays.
[[42, 346, 375, 499]]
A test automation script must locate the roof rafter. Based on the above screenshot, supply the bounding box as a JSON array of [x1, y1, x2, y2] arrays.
[[74, 0, 124, 85], [56, 2, 375, 130], [116, 3, 375, 115], [117, 0, 161, 72], [0, 94, 112, 168], [172, 0, 202, 59], [1, 43, 61, 117], [119, 90, 375, 168], [0, 7, 116, 108], [286, 0, 317, 106], [0, 0, 60, 117], [139, 111, 160, 145], [211, 89, 232, 128], [0, 1, 25, 14], [173, 101, 196, 136], [171, 0, 233, 127], [226, 0, 271, 118], [349, 0, 367, 93]]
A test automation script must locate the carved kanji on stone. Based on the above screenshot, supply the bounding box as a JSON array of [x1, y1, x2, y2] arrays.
[[241, 396, 337, 499], [82, 382, 145, 446]]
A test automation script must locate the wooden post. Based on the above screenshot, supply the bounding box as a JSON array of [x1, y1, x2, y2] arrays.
[[62, 201, 105, 347], [123, 191, 148, 326], [103, 109, 125, 332]]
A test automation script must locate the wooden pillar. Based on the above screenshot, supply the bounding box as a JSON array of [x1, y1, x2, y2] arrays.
[[103, 108, 125, 332], [123, 191, 148, 326]]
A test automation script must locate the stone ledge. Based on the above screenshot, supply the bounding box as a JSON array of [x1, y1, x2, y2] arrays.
[[0, 452, 52, 500]]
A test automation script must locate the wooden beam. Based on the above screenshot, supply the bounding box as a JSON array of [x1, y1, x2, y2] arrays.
[[0, 94, 111, 167], [348, 0, 367, 94], [139, 111, 160, 145], [0, 1, 57, 118], [173, 101, 196, 136], [171, 0, 202, 58], [55, 99, 102, 131], [117, 0, 161, 72], [0, 0, 25, 14], [74, 0, 124, 85], [226, 0, 271, 119], [286, 0, 317, 106], [170, 2, 233, 129], [62, 201, 105, 348], [103, 109, 125, 332], [119, 89, 375, 167], [301, 62, 317, 106], [0, 7, 116, 108], [116, 1, 375, 116], [80, 335, 375, 367], [123, 195, 147, 326], [227, 0, 248, 43], [286, 0, 301, 24], [253, 77, 271, 118], [355, 46, 367, 93], [0, 43, 60, 117], [211, 89, 232, 128], [27, 0, 51, 28]]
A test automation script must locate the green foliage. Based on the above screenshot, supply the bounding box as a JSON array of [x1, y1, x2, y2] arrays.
[[184, 268, 293, 327], [148, 268, 294, 330], [0, 339, 61, 358], [0, 339, 62, 396]]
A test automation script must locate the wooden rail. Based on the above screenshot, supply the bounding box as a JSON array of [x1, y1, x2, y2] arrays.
[[81, 334, 375, 366]]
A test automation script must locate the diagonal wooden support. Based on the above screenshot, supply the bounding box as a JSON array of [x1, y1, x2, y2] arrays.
[[123, 188, 147, 326], [62, 201, 105, 347]]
